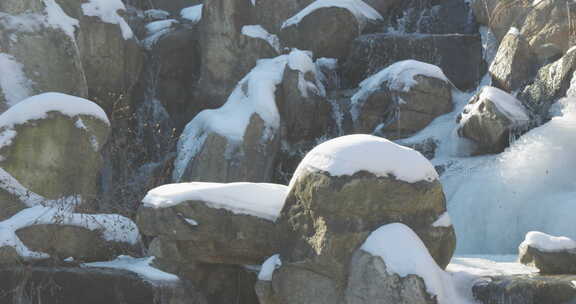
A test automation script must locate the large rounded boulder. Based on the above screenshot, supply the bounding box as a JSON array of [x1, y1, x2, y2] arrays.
[[0, 93, 110, 215], [271, 134, 455, 302]]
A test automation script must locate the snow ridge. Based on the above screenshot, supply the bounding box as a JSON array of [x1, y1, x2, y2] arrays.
[[282, 0, 382, 29]]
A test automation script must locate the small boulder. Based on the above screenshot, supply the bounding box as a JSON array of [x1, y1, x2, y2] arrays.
[[519, 231, 576, 275], [345, 223, 457, 304], [173, 55, 290, 183], [279, 0, 383, 59], [277, 135, 456, 293], [351, 60, 453, 139], [458, 86, 530, 154], [489, 28, 538, 92], [137, 182, 287, 265]]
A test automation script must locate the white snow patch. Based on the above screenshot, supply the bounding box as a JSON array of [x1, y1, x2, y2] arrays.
[[84, 256, 179, 284], [361, 223, 466, 303], [0, 54, 33, 108], [180, 5, 202, 23], [520, 231, 576, 252], [42, 0, 79, 38], [0, 92, 109, 129], [287, 49, 326, 98], [146, 19, 178, 35], [144, 9, 170, 20], [459, 86, 529, 128], [508, 26, 520, 36], [0, 205, 140, 259], [290, 134, 439, 186], [173, 55, 288, 181], [82, 0, 133, 39], [258, 254, 281, 281], [142, 182, 288, 221], [184, 218, 198, 226], [432, 212, 452, 227], [241, 25, 280, 53], [282, 0, 382, 29]]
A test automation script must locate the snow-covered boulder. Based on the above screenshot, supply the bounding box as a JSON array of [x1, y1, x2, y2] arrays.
[[343, 33, 483, 91], [351, 60, 453, 139], [0, 259, 206, 304], [519, 48, 576, 116], [137, 182, 287, 265], [0, 93, 110, 215], [195, 0, 280, 108], [458, 86, 530, 154], [0, 204, 140, 263], [489, 28, 538, 92], [0, 1, 88, 111], [273, 135, 455, 303], [279, 0, 383, 59], [345, 223, 462, 304], [173, 55, 291, 183], [519, 231, 576, 274]]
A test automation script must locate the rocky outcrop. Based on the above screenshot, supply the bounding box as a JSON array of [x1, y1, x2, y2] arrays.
[[0, 93, 110, 207], [519, 48, 576, 116], [268, 135, 455, 303], [137, 184, 284, 265], [458, 86, 530, 154], [343, 33, 484, 90], [0, 265, 206, 304], [473, 274, 576, 304], [489, 29, 538, 92], [279, 3, 382, 59], [250, 0, 314, 33], [351, 60, 453, 139], [470, 0, 532, 41]]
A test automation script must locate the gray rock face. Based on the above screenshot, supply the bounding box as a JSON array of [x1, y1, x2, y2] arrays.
[[519, 244, 576, 275], [519, 49, 576, 116], [178, 113, 280, 183], [473, 274, 576, 304], [277, 169, 455, 294], [343, 33, 484, 90], [0, 9, 87, 108], [470, 0, 532, 41], [489, 30, 538, 92], [345, 250, 436, 304], [352, 72, 453, 139], [0, 111, 109, 205], [458, 86, 530, 155], [0, 265, 207, 304], [195, 0, 279, 108], [76, 17, 143, 113], [137, 198, 279, 266], [279, 6, 365, 60], [250, 0, 315, 33]]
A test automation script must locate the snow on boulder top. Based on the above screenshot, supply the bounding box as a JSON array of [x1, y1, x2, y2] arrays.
[[281, 0, 382, 29], [0, 53, 33, 107], [460, 86, 529, 127], [84, 256, 179, 285], [352, 59, 450, 102], [520, 231, 576, 252], [180, 4, 202, 23], [142, 182, 288, 221], [173, 54, 289, 181], [0, 92, 109, 129], [290, 134, 439, 186], [242, 25, 281, 53], [361, 223, 460, 303], [82, 0, 133, 39]]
